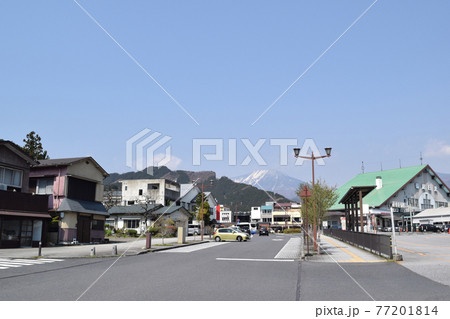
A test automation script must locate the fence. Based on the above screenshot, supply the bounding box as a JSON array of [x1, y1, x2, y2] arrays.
[[323, 228, 392, 259]]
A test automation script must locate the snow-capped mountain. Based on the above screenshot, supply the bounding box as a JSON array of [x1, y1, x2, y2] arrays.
[[233, 169, 304, 201]]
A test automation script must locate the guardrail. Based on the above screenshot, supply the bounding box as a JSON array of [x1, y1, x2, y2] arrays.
[[323, 228, 392, 259]]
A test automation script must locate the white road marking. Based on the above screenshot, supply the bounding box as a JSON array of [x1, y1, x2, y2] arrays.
[[156, 242, 229, 253], [274, 237, 302, 259], [0, 258, 64, 270], [0, 263, 22, 268], [216, 258, 295, 262], [272, 239, 284, 241]]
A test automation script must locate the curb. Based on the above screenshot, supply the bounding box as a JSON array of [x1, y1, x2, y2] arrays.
[[0, 240, 212, 259]]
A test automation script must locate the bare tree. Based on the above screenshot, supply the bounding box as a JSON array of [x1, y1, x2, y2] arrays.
[[138, 195, 157, 235]]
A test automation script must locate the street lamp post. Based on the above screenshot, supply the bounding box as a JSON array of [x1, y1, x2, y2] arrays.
[[199, 180, 214, 241], [294, 147, 332, 251], [300, 185, 312, 256]]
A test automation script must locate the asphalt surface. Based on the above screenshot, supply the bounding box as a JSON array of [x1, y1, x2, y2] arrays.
[[395, 232, 450, 286], [0, 233, 449, 301]]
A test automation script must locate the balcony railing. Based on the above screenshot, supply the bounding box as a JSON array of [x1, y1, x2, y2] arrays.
[[0, 190, 49, 213]]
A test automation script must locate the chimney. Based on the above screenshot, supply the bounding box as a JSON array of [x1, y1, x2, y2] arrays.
[[376, 176, 382, 189]]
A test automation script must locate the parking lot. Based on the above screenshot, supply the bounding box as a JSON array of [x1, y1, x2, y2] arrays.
[[394, 232, 450, 286]]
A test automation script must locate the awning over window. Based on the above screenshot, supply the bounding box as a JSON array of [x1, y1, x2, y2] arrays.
[[0, 211, 51, 218], [57, 198, 108, 216]]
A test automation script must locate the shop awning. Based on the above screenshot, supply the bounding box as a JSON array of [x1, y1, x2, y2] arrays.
[[0, 211, 51, 218]]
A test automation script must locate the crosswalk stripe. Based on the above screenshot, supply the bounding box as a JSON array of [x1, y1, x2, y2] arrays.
[[0, 258, 64, 270], [157, 242, 229, 253], [0, 263, 23, 268], [0, 261, 35, 265]]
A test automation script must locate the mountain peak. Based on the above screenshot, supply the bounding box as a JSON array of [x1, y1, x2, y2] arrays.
[[233, 170, 303, 201]]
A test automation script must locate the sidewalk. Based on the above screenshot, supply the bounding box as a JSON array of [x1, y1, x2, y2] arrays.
[[0, 235, 213, 259], [306, 234, 387, 263]]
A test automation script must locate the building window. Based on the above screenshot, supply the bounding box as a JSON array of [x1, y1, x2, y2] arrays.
[[124, 186, 128, 191], [421, 198, 433, 210], [436, 201, 448, 208], [139, 189, 143, 196], [92, 220, 105, 231], [127, 200, 135, 205], [125, 220, 140, 228], [407, 198, 419, 207], [0, 166, 22, 188], [37, 178, 54, 195]]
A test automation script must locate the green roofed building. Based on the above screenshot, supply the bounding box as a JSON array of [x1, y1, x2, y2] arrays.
[[327, 165, 450, 231]]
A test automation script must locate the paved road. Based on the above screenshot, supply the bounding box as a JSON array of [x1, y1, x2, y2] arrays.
[[0, 234, 449, 301], [395, 232, 450, 286]]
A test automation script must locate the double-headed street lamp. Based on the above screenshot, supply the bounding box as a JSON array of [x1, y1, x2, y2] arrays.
[[293, 146, 332, 251], [198, 179, 214, 241]]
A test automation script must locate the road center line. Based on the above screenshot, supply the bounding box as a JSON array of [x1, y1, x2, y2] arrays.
[[216, 258, 295, 262]]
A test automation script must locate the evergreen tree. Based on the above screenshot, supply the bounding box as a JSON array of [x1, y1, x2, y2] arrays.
[[22, 131, 49, 160], [195, 193, 211, 225]]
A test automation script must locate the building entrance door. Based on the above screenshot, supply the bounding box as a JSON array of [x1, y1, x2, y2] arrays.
[[77, 216, 91, 243]]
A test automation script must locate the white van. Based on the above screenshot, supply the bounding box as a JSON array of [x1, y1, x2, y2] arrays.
[[237, 222, 257, 234], [188, 224, 201, 236]]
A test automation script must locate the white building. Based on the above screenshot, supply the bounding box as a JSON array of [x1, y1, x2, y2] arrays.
[[120, 179, 180, 206], [251, 206, 261, 222], [328, 165, 450, 231]]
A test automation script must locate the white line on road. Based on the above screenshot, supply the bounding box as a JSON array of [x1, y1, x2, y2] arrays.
[[0, 258, 65, 270], [216, 258, 295, 262], [0, 263, 23, 268], [156, 242, 229, 253], [274, 237, 302, 259]]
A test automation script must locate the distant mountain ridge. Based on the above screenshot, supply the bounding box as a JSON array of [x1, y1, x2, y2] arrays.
[[103, 166, 290, 211], [233, 169, 303, 201], [438, 172, 450, 187]]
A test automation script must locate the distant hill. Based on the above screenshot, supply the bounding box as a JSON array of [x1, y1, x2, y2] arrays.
[[103, 166, 290, 211], [438, 172, 450, 187], [233, 169, 303, 201]]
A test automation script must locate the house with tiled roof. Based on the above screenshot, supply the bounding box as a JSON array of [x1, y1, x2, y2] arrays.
[[0, 140, 50, 248], [327, 165, 450, 231], [107, 204, 191, 235], [29, 157, 109, 244]]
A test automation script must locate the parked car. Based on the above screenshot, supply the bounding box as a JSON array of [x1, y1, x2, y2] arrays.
[[188, 224, 201, 236], [419, 224, 439, 232], [213, 228, 250, 242], [259, 227, 269, 236], [440, 224, 450, 233]]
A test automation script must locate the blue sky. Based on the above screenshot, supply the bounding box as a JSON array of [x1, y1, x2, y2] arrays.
[[1, 0, 450, 186]]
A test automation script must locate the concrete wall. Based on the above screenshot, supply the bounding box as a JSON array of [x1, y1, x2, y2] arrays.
[[61, 211, 77, 229], [60, 228, 77, 242]]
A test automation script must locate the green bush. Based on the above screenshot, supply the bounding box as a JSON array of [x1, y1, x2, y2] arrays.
[[105, 229, 113, 236], [127, 229, 138, 237], [283, 228, 301, 234], [148, 226, 160, 235]]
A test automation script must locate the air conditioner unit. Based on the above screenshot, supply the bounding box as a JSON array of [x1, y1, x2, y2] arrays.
[[422, 184, 426, 190], [0, 184, 7, 191], [415, 183, 420, 189], [434, 186, 438, 192], [428, 185, 432, 191]]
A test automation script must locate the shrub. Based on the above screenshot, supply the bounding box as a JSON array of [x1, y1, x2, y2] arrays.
[[148, 226, 160, 235], [105, 229, 113, 236], [127, 229, 138, 237], [283, 228, 301, 234]]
